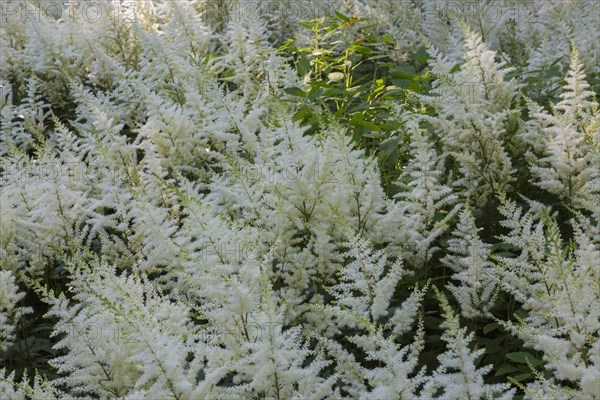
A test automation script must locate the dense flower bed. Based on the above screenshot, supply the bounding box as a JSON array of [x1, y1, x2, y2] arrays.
[[1, 1, 598, 399]]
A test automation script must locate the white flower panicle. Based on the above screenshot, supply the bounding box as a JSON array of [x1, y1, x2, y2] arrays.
[[524, 48, 600, 208], [420, 288, 515, 400], [442, 208, 498, 319], [494, 197, 600, 398], [0, 271, 31, 351], [421, 29, 518, 205], [0, 1, 598, 398]]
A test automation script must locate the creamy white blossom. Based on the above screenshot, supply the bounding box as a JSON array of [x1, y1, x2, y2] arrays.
[[0, 1, 598, 398]]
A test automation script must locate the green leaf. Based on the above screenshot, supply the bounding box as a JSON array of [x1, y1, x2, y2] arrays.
[[284, 87, 306, 98], [379, 137, 401, 156], [379, 122, 402, 131], [293, 105, 312, 122], [483, 322, 500, 335], [512, 372, 535, 382], [353, 45, 373, 55], [349, 115, 380, 131], [335, 12, 351, 22], [479, 337, 504, 354], [391, 79, 423, 92], [495, 365, 520, 376], [308, 87, 325, 101], [277, 38, 295, 52], [298, 21, 315, 29], [413, 47, 429, 63], [322, 88, 347, 97], [347, 104, 370, 113], [297, 57, 311, 77], [423, 316, 443, 329], [514, 309, 529, 320], [506, 352, 544, 367], [390, 65, 416, 79], [491, 242, 518, 251]]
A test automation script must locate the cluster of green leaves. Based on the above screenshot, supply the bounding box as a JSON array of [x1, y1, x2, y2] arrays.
[[279, 12, 431, 189]]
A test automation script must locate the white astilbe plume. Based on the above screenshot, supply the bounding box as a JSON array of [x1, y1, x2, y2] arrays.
[[422, 29, 518, 205], [137, 91, 212, 178], [318, 233, 428, 398], [353, 322, 426, 400], [419, 288, 515, 400], [385, 115, 460, 267], [0, 271, 31, 352], [327, 233, 408, 325], [0, 150, 95, 276], [204, 112, 389, 325], [0, 78, 50, 155], [148, 179, 338, 398], [419, 0, 517, 61], [555, 48, 599, 121], [522, 373, 590, 400], [195, 269, 339, 400], [38, 258, 202, 400], [494, 198, 600, 398], [317, 310, 427, 400], [520, 0, 600, 75], [0, 369, 62, 400], [211, 13, 298, 97], [158, 0, 213, 61], [524, 47, 600, 209], [0, 83, 158, 277], [442, 208, 498, 319], [578, 146, 600, 216]]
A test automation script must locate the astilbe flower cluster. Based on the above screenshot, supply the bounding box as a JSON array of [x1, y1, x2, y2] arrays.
[[0, 1, 598, 399]]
